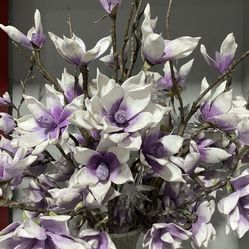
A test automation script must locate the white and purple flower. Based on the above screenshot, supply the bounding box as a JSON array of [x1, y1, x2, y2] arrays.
[[199, 79, 249, 130], [72, 70, 168, 150], [143, 223, 192, 249], [141, 126, 185, 182], [218, 169, 249, 238], [49, 33, 111, 66], [201, 33, 237, 74], [0, 216, 87, 249], [0, 9, 45, 49], [0, 113, 16, 134], [191, 200, 216, 248], [15, 84, 84, 154], [79, 229, 117, 249], [99, 0, 123, 14]]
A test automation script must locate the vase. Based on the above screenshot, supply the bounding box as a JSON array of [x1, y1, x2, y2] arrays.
[[110, 227, 143, 249]]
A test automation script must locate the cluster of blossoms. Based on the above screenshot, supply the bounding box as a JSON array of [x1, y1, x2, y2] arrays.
[[0, 1, 249, 249]]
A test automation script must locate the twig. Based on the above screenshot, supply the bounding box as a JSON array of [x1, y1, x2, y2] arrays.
[[16, 65, 34, 118], [119, 2, 135, 82], [111, 14, 119, 81], [80, 65, 89, 99], [165, 0, 173, 39], [126, 0, 144, 78], [178, 50, 249, 136], [67, 7, 73, 37]]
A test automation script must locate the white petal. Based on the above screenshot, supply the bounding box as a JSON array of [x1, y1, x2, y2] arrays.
[[220, 33, 237, 58], [0, 25, 32, 49], [17, 115, 40, 132], [122, 71, 146, 92], [120, 84, 152, 119], [200, 44, 216, 67], [107, 146, 130, 164], [143, 33, 165, 62], [74, 147, 100, 165], [178, 59, 194, 82], [112, 163, 133, 184], [159, 135, 184, 156], [165, 36, 201, 60], [218, 191, 240, 215], [118, 132, 142, 151], [81, 36, 111, 65]]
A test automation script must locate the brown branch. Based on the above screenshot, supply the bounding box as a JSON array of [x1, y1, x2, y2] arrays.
[[126, 0, 144, 78], [165, 0, 173, 39], [111, 14, 119, 81], [119, 2, 135, 82], [67, 8, 73, 37], [80, 65, 90, 99]]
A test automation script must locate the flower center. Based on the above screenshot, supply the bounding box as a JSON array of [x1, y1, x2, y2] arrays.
[[150, 143, 165, 157], [96, 163, 109, 181], [114, 110, 127, 124], [37, 116, 57, 129]]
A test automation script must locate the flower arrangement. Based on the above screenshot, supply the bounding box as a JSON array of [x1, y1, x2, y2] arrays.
[[0, 1, 249, 249]]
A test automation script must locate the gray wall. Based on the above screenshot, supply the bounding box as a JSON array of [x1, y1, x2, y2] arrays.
[[8, 0, 249, 248]]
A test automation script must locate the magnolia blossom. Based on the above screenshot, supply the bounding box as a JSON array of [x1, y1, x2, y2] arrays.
[[0, 216, 86, 249], [71, 71, 168, 150], [49, 33, 111, 66], [218, 169, 249, 238], [73, 138, 133, 201], [159, 60, 194, 90], [99, 0, 122, 14], [201, 33, 237, 73], [0, 147, 36, 184], [15, 84, 84, 154], [141, 4, 200, 65], [0, 113, 16, 134], [199, 79, 249, 130], [0, 9, 45, 49], [191, 200, 216, 248], [0, 92, 11, 105], [57, 68, 83, 103], [79, 229, 116, 249], [140, 125, 185, 182], [143, 223, 192, 249]]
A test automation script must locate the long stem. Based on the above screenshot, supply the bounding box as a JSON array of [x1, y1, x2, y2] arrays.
[[80, 65, 89, 99], [111, 14, 118, 81], [119, 2, 135, 82]]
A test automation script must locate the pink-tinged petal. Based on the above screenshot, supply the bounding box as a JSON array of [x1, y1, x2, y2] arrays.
[[208, 113, 240, 130], [18, 130, 47, 148], [159, 135, 184, 156], [81, 36, 111, 65], [164, 36, 201, 60], [15, 219, 47, 240], [105, 132, 129, 144], [237, 118, 249, 145], [197, 200, 215, 223], [125, 112, 153, 133], [122, 71, 146, 92], [0, 24, 32, 49], [74, 147, 100, 165], [218, 191, 240, 215], [143, 33, 165, 63], [120, 84, 152, 119], [111, 163, 133, 184], [99, 0, 122, 13], [200, 147, 231, 164], [220, 33, 237, 58], [40, 215, 70, 236], [103, 117, 124, 133], [200, 44, 217, 68]]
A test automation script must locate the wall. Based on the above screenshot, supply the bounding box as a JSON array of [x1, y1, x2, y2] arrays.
[[8, 0, 249, 248]]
